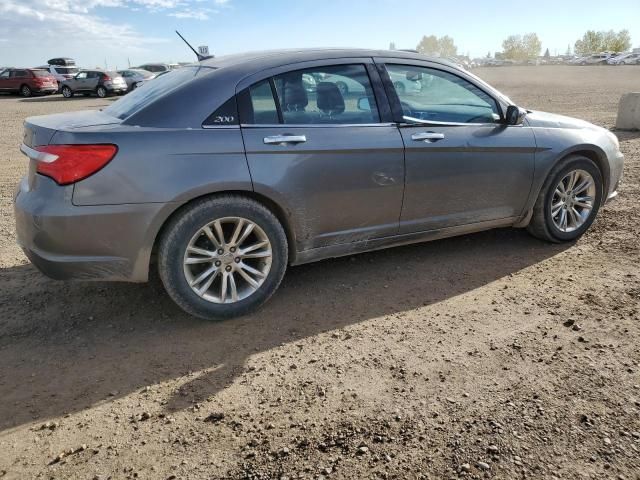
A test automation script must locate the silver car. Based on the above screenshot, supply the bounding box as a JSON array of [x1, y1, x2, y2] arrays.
[[60, 70, 127, 98], [15, 49, 624, 319], [117, 69, 156, 91]]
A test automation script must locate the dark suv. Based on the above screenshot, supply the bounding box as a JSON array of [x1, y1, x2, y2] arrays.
[[60, 70, 127, 98], [0, 68, 58, 97]]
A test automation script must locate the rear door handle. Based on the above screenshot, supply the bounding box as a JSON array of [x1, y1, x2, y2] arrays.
[[263, 135, 307, 145], [411, 132, 445, 143]]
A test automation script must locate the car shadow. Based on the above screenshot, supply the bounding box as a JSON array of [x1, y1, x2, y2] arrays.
[[0, 228, 570, 430], [18, 96, 103, 103]]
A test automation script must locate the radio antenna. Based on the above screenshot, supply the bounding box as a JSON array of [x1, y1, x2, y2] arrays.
[[175, 30, 212, 61]]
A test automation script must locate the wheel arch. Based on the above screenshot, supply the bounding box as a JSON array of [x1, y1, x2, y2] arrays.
[[559, 146, 610, 199], [148, 190, 297, 275], [517, 145, 610, 228]]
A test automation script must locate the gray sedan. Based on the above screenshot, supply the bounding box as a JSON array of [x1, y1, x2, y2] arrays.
[[15, 49, 624, 319]]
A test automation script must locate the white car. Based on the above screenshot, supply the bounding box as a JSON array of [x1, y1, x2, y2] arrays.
[[610, 53, 640, 65], [38, 64, 80, 88]]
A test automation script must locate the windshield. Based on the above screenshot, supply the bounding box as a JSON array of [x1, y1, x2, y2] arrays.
[[104, 66, 215, 120]]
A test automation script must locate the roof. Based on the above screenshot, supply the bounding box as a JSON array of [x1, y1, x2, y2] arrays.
[[199, 48, 456, 70]]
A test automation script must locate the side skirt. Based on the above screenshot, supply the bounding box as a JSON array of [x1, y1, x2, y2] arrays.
[[292, 217, 518, 266]]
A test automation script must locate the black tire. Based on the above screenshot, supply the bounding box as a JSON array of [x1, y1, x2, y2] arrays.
[[527, 155, 603, 243], [96, 86, 107, 98], [62, 86, 73, 98], [20, 84, 32, 97], [158, 195, 288, 320], [393, 81, 406, 95], [335, 81, 348, 96]]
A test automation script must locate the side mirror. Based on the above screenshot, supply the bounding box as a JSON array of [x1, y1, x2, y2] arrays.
[[357, 97, 371, 111], [505, 105, 526, 125]]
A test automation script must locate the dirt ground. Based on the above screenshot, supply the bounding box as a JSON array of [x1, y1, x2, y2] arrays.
[[0, 66, 639, 480]]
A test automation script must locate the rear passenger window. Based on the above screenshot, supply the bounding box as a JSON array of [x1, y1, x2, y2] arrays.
[[273, 65, 379, 124], [240, 65, 380, 125]]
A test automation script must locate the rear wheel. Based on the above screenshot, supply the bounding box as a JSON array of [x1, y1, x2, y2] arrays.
[[96, 86, 107, 98], [527, 155, 603, 242], [20, 84, 32, 97], [61, 86, 73, 98], [158, 195, 288, 320]]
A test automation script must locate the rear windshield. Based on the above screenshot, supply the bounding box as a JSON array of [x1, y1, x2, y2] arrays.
[[104, 66, 214, 120], [54, 67, 79, 74], [31, 70, 51, 77]]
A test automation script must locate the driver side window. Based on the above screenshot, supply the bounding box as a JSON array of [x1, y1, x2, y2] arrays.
[[385, 64, 500, 124]]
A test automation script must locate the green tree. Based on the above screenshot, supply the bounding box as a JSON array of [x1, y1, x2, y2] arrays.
[[416, 35, 458, 57], [416, 35, 439, 55], [501, 33, 542, 61], [605, 29, 631, 52], [438, 35, 458, 57], [523, 33, 542, 59], [575, 29, 631, 54], [544, 48, 551, 59]]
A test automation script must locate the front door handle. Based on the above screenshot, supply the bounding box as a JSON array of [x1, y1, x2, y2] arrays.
[[263, 135, 307, 145], [411, 132, 445, 143]]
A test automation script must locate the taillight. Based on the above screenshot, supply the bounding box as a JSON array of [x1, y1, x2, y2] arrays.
[[33, 144, 118, 185], [102, 75, 111, 81]]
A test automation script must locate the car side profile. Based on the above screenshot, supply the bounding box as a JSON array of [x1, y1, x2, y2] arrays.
[[60, 70, 127, 98], [0, 68, 58, 97], [15, 49, 624, 319]]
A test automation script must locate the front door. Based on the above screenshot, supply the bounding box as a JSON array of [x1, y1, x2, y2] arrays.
[[0, 69, 11, 91], [239, 62, 405, 251], [380, 62, 536, 233]]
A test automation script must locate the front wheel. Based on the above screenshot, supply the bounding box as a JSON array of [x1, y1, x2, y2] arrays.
[[527, 156, 603, 242], [158, 195, 288, 320]]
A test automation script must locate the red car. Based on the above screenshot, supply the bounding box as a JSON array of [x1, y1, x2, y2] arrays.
[[0, 68, 58, 97]]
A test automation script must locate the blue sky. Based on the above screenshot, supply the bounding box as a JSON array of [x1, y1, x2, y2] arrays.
[[1, 0, 639, 68]]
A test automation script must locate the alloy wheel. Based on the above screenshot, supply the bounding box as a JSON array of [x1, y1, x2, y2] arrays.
[[550, 169, 596, 233], [183, 217, 273, 304]]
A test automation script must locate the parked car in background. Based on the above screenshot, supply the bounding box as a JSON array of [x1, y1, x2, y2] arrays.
[[15, 49, 624, 319], [0, 68, 57, 97], [61, 70, 127, 98], [117, 69, 156, 91], [39, 58, 79, 91], [578, 53, 611, 65], [609, 53, 640, 65], [136, 63, 171, 74]]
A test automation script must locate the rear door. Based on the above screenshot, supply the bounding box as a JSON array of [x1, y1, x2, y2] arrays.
[[86, 71, 100, 90], [238, 60, 405, 251], [378, 60, 536, 233]]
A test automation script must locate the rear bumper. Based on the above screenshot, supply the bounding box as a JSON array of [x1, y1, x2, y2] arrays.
[[33, 86, 57, 94], [14, 175, 169, 282]]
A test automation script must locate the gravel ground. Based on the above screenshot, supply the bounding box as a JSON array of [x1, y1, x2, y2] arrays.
[[0, 66, 639, 480]]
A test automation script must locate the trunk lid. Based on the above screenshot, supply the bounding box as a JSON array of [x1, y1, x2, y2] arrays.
[[24, 110, 121, 147]]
